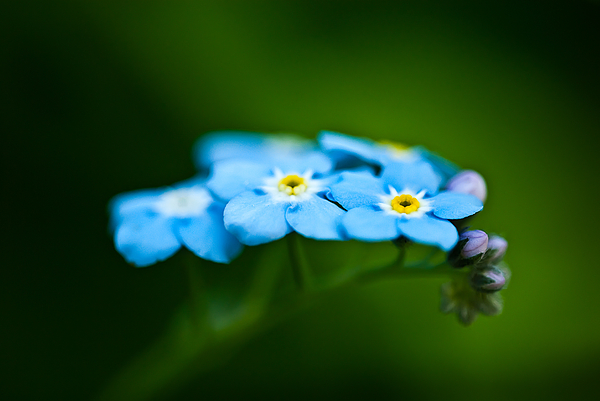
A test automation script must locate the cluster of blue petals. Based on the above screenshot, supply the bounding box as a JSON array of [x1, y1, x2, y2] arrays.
[[318, 130, 460, 182], [109, 178, 242, 266], [109, 130, 483, 267]]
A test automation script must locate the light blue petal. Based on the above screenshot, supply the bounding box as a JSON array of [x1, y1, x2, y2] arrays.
[[269, 150, 333, 175], [413, 146, 461, 182], [341, 206, 401, 241], [429, 191, 483, 220], [223, 191, 292, 246], [318, 131, 381, 165], [329, 171, 384, 210], [193, 131, 321, 171], [176, 204, 243, 263], [381, 160, 442, 194], [114, 211, 181, 267], [108, 188, 165, 232], [193, 131, 271, 169], [206, 160, 272, 202], [109, 177, 208, 231], [286, 196, 345, 240], [397, 214, 458, 251]]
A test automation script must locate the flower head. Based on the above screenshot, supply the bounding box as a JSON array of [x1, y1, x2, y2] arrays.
[[206, 146, 345, 245], [109, 178, 243, 266], [328, 162, 483, 250]]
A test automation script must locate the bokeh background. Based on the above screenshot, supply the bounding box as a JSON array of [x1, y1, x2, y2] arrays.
[[3, 1, 600, 400]]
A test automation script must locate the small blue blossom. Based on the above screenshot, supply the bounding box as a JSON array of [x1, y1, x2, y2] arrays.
[[206, 151, 344, 246], [206, 146, 333, 202], [328, 162, 483, 250], [109, 178, 243, 267], [193, 130, 320, 171], [318, 130, 460, 181]]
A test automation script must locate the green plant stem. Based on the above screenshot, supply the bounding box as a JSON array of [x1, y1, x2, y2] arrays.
[[99, 242, 456, 401], [286, 233, 312, 292], [183, 252, 211, 332]]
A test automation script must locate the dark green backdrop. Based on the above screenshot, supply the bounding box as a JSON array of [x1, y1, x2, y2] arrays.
[[3, 1, 600, 400]]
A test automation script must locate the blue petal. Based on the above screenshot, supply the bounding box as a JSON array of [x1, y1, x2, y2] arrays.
[[381, 160, 442, 194], [269, 150, 333, 175], [413, 146, 461, 182], [114, 211, 181, 267], [206, 160, 272, 202], [193, 131, 272, 169], [176, 203, 243, 263], [329, 171, 384, 210], [429, 191, 483, 220], [286, 196, 345, 240], [193, 131, 329, 173], [223, 191, 292, 245], [318, 131, 381, 164], [397, 214, 458, 251], [108, 188, 165, 231], [341, 206, 401, 241]]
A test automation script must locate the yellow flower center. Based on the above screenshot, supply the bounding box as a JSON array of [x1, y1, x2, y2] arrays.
[[278, 174, 307, 195], [391, 194, 420, 214], [378, 140, 410, 152]]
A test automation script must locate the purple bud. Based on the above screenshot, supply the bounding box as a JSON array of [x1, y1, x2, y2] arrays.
[[470, 266, 506, 293], [460, 230, 488, 259], [487, 235, 508, 262], [446, 170, 487, 203]]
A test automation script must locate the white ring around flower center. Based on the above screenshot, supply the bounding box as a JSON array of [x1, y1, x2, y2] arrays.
[[153, 187, 212, 217], [261, 168, 323, 202], [377, 186, 432, 219]]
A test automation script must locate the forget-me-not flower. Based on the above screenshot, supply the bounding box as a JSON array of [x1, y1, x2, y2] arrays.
[[318, 130, 460, 181], [110, 178, 243, 266], [207, 150, 344, 246], [328, 161, 483, 250]]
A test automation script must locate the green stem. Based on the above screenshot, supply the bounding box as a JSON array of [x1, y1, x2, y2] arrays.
[[183, 252, 210, 332], [99, 242, 456, 401], [286, 233, 312, 292], [395, 245, 407, 268]]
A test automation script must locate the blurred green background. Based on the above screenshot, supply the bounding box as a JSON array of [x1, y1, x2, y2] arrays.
[[3, 1, 600, 400]]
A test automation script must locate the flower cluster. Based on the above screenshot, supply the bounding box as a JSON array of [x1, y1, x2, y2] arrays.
[[109, 130, 509, 324], [442, 229, 510, 325]]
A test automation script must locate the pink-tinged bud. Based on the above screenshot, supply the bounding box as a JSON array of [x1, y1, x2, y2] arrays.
[[446, 170, 487, 203], [460, 230, 488, 259], [470, 266, 506, 293], [487, 235, 508, 262]]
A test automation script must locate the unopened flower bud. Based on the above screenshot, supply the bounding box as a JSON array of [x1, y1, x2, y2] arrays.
[[470, 266, 506, 293], [447, 229, 489, 268], [446, 170, 487, 203], [460, 230, 488, 259], [486, 235, 508, 263]]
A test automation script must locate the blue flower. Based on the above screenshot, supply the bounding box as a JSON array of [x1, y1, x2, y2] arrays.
[[206, 147, 333, 202], [193, 130, 321, 171], [318, 130, 460, 181], [109, 178, 243, 267], [328, 162, 483, 250], [206, 152, 344, 246]]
